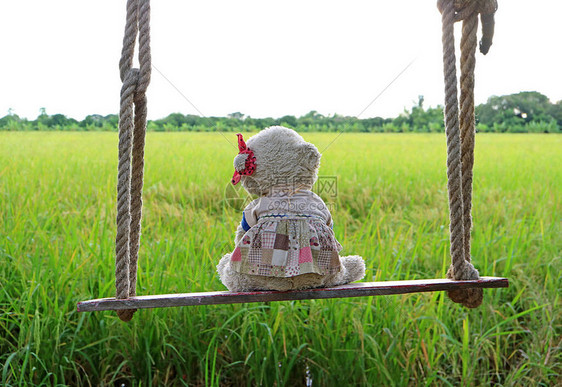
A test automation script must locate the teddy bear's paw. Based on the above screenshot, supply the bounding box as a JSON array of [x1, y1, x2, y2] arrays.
[[217, 254, 249, 292], [340, 255, 366, 283], [216, 254, 235, 287], [217, 254, 282, 292]]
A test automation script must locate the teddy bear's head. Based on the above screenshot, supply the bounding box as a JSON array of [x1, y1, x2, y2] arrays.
[[232, 126, 321, 196]]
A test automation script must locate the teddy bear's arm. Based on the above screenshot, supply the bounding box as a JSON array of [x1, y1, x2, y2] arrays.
[[317, 195, 333, 228], [235, 223, 246, 245], [326, 214, 333, 228]]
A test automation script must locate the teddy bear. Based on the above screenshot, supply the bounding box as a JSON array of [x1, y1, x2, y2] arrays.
[[217, 126, 365, 292]]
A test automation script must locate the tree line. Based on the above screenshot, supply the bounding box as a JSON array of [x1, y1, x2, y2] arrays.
[[1, 92, 560, 133]]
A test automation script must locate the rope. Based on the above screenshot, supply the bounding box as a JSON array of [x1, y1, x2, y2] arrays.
[[437, 0, 497, 308], [115, 0, 151, 322]]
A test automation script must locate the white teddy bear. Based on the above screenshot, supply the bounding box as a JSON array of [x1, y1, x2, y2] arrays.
[[217, 126, 365, 292]]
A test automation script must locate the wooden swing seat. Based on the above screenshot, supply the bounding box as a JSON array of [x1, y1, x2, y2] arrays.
[[77, 276, 508, 312]]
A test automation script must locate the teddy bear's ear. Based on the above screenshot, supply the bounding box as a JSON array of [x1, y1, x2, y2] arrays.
[[234, 153, 249, 172], [299, 142, 321, 171]]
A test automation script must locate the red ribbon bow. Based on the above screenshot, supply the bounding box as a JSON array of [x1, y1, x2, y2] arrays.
[[231, 133, 256, 185]]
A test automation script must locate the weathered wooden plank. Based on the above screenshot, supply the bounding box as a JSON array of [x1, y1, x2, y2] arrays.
[[77, 276, 508, 312]]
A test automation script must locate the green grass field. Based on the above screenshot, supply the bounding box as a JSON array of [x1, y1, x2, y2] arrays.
[[0, 132, 560, 386]]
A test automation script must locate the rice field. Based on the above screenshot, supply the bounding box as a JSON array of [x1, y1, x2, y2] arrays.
[[0, 131, 560, 386]]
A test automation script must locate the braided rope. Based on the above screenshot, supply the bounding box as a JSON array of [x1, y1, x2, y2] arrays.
[[115, 0, 151, 322], [438, 0, 497, 308]]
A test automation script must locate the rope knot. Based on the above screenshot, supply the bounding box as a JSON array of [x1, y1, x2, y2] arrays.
[[437, 0, 497, 54], [446, 261, 483, 308], [446, 260, 479, 281], [122, 68, 149, 103], [447, 287, 483, 308], [438, 0, 496, 20], [124, 67, 139, 87]]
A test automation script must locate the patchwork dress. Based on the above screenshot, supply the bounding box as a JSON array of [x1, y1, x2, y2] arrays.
[[230, 190, 342, 278]]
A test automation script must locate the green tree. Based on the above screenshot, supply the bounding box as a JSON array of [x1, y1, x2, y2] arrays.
[[476, 91, 556, 132], [227, 112, 245, 120], [279, 115, 297, 127]]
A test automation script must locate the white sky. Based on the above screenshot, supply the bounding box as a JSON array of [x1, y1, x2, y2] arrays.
[[1, 0, 561, 120]]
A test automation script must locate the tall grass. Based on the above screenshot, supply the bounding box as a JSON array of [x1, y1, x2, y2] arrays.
[[0, 132, 560, 386]]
